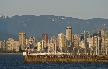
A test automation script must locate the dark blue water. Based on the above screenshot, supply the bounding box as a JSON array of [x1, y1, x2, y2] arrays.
[[0, 54, 108, 69]]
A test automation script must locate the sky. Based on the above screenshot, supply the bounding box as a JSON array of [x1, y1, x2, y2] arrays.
[[0, 0, 108, 19]]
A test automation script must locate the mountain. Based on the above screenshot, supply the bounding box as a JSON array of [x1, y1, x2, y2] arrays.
[[0, 15, 108, 40]]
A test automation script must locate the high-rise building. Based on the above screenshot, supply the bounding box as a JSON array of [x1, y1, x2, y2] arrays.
[[26, 39, 29, 46], [50, 36, 57, 52], [58, 33, 65, 52], [66, 26, 72, 41], [73, 34, 79, 47], [42, 33, 48, 43], [42, 33, 48, 48], [83, 31, 90, 54], [37, 42, 41, 52], [84, 31, 90, 40], [27, 36, 37, 49], [28, 36, 37, 46], [50, 36, 57, 44], [0, 41, 2, 49], [66, 26, 72, 52], [7, 38, 20, 52], [80, 33, 84, 41], [1, 40, 7, 52], [19, 32, 26, 50]]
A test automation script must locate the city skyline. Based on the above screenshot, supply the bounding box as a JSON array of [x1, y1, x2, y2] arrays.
[[0, 0, 108, 19], [0, 25, 108, 53]]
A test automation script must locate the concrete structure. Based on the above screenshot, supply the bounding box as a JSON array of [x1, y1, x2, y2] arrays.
[[19, 32, 26, 50], [73, 34, 79, 47], [49, 42, 54, 53], [37, 42, 41, 52], [42, 33, 48, 48], [101, 29, 106, 37], [28, 37, 37, 46], [50, 36, 57, 45], [66, 26, 72, 52], [0, 41, 2, 48], [7, 38, 20, 52], [87, 36, 100, 55], [26, 39, 29, 46], [7, 38, 14, 51], [49, 36, 57, 53], [14, 41, 20, 52], [66, 26, 72, 41], [79, 40, 85, 48], [87, 37, 93, 49], [0, 40, 7, 52], [102, 36, 107, 53], [58, 33, 65, 52]]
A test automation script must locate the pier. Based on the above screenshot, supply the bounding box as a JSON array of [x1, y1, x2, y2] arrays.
[[23, 52, 108, 62]]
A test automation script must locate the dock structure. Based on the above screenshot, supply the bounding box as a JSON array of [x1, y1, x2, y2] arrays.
[[23, 52, 108, 63]]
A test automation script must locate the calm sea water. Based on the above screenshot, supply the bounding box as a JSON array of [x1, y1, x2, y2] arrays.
[[0, 54, 108, 69]]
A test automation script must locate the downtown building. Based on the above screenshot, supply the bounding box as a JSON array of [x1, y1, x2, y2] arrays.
[[19, 32, 26, 51], [66, 26, 73, 52]]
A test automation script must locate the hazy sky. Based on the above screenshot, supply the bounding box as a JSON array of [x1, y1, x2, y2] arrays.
[[0, 0, 108, 19]]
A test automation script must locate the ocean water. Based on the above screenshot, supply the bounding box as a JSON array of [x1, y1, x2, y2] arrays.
[[0, 54, 108, 69]]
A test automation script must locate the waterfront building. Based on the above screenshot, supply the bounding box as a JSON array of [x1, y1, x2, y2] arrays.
[[66, 26, 72, 41], [7, 38, 20, 52], [101, 35, 107, 52], [66, 26, 73, 52], [26, 39, 29, 46], [41, 40, 44, 51], [28, 36, 37, 46], [19, 32, 26, 50], [87, 37, 93, 49], [14, 41, 20, 52], [7, 38, 14, 51], [105, 38, 108, 55], [58, 33, 65, 52], [50, 36, 57, 45], [50, 36, 57, 52], [101, 28, 107, 50], [41, 40, 48, 52], [37, 42, 41, 52], [84, 31, 90, 39], [73, 34, 79, 47], [87, 36, 102, 55], [101, 29, 106, 37], [93, 36, 99, 55], [80, 33, 84, 41], [80, 31, 90, 40], [49, 42, 54, 53], [42, 33, 48, 48], [0, 41, 2, 52], [83, 31, 90, 54], [0, 40, 7, 53], [72, 34, 80, 54], [0, 41, 2, 49], [87, 37, 96, 55], [79, 40, 85, 49]]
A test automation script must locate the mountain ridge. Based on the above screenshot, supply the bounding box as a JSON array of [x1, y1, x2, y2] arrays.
[[0, 15, 108, 40]]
